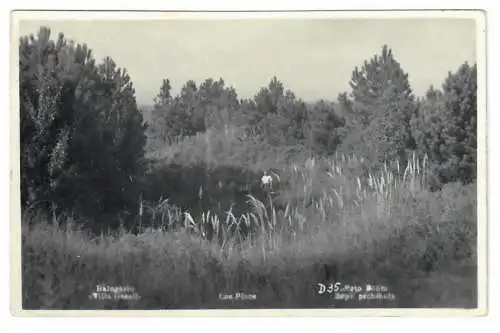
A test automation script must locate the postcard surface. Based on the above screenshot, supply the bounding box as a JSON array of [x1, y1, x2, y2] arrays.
[[10, 10, 487, 316]]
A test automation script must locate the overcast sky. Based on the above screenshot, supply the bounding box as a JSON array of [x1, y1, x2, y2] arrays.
[[18, 18, 477, 105]]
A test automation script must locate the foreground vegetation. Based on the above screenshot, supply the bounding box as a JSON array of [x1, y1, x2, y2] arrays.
[[22, 150, 477, 309]]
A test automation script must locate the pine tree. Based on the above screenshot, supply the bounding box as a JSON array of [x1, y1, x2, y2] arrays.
[[412, 62, 477, 185], [339, 45, 417, 166], [19, 27, 91, 210], [92, 57, 147, 214], [251, 76, 308, 146], [197, 78, 240, 129], [155, 78, 172, 106], [19, 27, 147, 227], [150, 78, 173, 144]]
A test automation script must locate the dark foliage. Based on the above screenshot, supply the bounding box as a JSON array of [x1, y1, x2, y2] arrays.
[[148, 77, 241, 145], [19, 27, 147, 230], [338, 45, 417, 166], [411, 63, 477, 185]]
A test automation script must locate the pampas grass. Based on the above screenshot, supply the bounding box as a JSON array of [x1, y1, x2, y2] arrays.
[[22, 145, 477, 309]]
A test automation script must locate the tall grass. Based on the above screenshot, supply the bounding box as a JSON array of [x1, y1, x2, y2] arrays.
[[22, 147, 477, 309], [142, 150, 431, 245]]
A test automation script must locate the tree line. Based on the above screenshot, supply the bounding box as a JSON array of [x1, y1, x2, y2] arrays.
[[148, 46, 477, 186]]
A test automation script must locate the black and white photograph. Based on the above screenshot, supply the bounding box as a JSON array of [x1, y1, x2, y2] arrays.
[[10, 10, 486, 314]]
